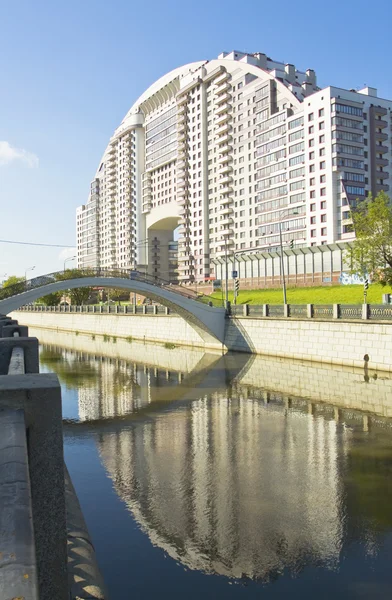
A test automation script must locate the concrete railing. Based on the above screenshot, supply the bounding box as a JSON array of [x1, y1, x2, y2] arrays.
[[229, 303, 392, 321], [0, 314, 107, 600], [18, 302, 392, 322], [19, 303, 174, 315]]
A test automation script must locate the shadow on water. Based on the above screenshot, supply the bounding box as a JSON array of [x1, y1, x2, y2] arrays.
[[35, 328, 392, 599]]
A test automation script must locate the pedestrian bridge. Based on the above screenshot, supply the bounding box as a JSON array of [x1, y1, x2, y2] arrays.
[[0, 269, 226, 346]]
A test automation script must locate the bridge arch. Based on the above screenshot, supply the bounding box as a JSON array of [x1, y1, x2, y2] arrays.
[[0, 276, 226, 347]]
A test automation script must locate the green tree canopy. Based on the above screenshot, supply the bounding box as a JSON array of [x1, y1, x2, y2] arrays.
[[37, 292, 62, 306], [349, 191, 392, 286], [54, 268, 94, 305], [0, 275, 25, 298]]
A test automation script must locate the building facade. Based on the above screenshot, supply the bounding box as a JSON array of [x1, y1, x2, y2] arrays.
[[76, 51, 392, 283]]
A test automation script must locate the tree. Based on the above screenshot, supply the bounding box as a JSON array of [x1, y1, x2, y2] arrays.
[[107, 288, 128, 305], [0, 275, 25, 299], [348, 191, 392, 286], [54, 268, 93, 305], [37, 292, 62, 306]]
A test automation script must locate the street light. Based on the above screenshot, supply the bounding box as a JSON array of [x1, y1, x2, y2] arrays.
[[277, 209, 298, 304], [25, 266, 35, 281], [64, 255, 76, 272]]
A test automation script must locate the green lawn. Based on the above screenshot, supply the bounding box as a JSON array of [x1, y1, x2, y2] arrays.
[[209, 284, 392, 305]]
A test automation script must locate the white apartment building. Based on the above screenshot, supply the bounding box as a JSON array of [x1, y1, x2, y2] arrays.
[[76, 51, 392, 283]]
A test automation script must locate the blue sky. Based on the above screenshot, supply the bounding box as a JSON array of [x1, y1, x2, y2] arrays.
[[1, 0, 391, 279]]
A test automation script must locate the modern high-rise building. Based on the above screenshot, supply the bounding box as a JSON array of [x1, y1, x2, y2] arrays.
[[76, 50, 392, 283]]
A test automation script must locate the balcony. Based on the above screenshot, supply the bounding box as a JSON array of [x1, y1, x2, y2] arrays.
[[219, 216, 234, 226], [376, 156, 389, 167], [177, 144, 188, 156], [178, 131, 187, 143], [219, 205, 234, 215], [217, 134, 232, 146], [215, 91, 231, 105], [215, 122, 232, 137], [215, 81, 231, 95], [375, 131, 388, 142], [215, 112, 231, 127], [374, 118, 388, 129], [219, 184, 233, 195], [177, 94, 188, 106], [376, 183, 390, 193], [375, 170, 389, 180], [218, 163, 233, 175], [219, 226, 234, 236], [376, 144, 389, 153], [214, 70, 230, 86], [218, 153, 233, 164], [219, 175, 233, 185], [215, 102, 230, 116]]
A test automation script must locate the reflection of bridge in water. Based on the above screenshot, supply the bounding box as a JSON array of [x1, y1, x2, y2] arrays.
[[46, 332, 392, 583]]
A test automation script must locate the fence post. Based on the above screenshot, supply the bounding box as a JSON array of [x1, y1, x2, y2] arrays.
[[143, 305, 147, 314], [153, 305, 158, 315], [165, 306, 170, 315], [307, 304, 313, 318], [243, 304, 249, 317], [362, 303, 369, 320], [283, 304, 289, 318], [263, 304, 268, 317], [333, 304, 339, 319]]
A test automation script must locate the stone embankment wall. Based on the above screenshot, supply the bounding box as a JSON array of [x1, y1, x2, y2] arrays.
[[225, 317, 392, 372], [11, 311, 392, 373], [10, 311, 206, 348]]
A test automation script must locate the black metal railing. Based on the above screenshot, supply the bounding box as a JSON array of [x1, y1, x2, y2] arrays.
[[0, 268, 211, 304]]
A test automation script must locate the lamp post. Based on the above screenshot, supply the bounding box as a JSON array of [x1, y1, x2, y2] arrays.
[[64, 255, 76, 272], [223, 237, 229, 307], [25, 265, 35, 282], [277, 209, 298, 305]]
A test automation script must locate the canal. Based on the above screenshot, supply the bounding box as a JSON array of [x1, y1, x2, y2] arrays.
[[36, 329, 392, 599]]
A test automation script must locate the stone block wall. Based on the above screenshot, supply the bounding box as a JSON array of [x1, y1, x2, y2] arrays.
[[225, 318, 392, 372]]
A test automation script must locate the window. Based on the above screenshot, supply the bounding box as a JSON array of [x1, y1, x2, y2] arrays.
[[311, 229, 316, 237], [320, 174, 326, 183], [308, 113, 314, 121], [319, 135, 325, 143], [310, 177, 315, 186], [309, 125, 314, 134], [310, 164, 315, 172], [309, 151, 315, 160], [310, 203, 316, 212], [309, 138, 314, 147], [319, 121, 325, 130], [321, 227, 327, 236], [321, 201, 326, 209], [310, 216, 316, 224], [288, 116, 304, 129], [321, 214, 327, 222], [320, 188, 326, 196], [318, 108, 324, 117], [320, 161, 326, 169], [319, 147, 325, 156], [334, 103, 363, 117], [310, 190, 316, 198]]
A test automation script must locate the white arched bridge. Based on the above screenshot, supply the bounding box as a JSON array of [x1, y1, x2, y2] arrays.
[[0, 269, 227, 345]]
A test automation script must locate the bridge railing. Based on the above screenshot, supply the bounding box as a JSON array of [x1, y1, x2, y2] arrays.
[[0, 268, 206, 303]]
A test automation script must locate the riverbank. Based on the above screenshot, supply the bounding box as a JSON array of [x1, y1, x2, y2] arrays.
[[11, 310, 392, 373]]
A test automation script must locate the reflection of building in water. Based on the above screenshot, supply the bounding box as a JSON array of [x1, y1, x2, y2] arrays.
[[78, 357, 184, 421], [98, 394, 351, 581]]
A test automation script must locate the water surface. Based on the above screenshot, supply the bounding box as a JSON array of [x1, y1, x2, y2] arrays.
[[37, 330, 392, 599]]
